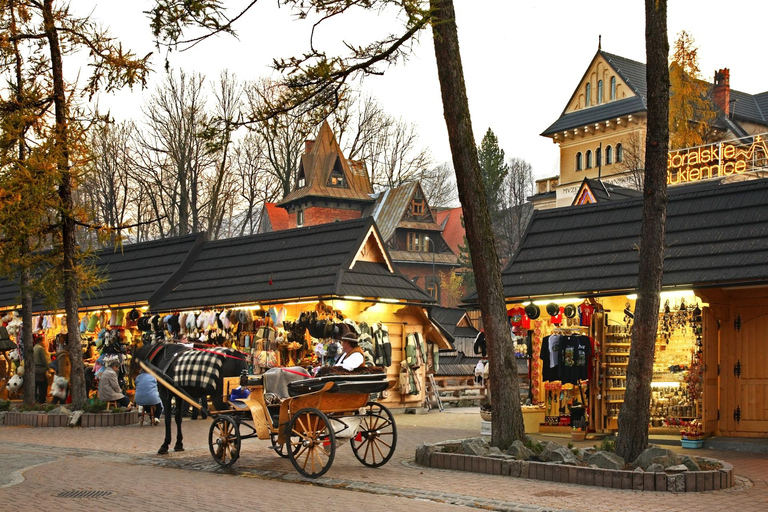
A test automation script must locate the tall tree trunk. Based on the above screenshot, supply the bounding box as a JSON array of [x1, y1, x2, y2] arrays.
[[430, 0, 525, 447], [42, 0, 87, 409], [616, 0, 670, 462]]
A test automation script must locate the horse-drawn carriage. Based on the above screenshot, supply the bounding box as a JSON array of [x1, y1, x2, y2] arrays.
[[209, 369, 397, 478], [136, 342, 397, 479]]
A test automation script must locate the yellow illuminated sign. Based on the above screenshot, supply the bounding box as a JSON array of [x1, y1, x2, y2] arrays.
[[667, 135, 767, 185]]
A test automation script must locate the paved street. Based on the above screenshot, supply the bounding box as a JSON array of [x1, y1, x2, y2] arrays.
[[1, 407, 767, 511]]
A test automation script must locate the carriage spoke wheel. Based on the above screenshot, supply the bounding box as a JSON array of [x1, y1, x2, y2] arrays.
[[287, 408, 336, 478], [350, 402, 397, 468], [209, 416, 241, 467], [270, 428, 300, 459]]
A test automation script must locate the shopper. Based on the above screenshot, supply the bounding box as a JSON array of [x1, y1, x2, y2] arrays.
[[33, 336, 51, 403], [98, 360, 132, 409], [134, 368, 163, 425]]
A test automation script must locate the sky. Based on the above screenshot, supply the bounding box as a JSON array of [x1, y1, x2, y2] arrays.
[[78, 1, 768, 182]]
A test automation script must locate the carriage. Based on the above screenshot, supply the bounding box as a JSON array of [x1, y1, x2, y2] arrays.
[[207, 369, 397, 478]]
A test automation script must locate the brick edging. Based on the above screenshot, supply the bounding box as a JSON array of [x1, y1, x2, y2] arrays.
[[426, 452, 734, 492], [1, 410, 139, 428]]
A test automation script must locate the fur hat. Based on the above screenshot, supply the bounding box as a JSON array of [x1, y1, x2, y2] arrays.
[[7, 374, 22, 393]]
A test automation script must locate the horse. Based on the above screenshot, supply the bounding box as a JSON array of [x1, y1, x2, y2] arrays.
[[131, 342, 248, 455]]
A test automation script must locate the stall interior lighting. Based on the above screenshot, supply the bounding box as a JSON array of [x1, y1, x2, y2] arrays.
[[342, 296, 365, 301], [532, 297, 581, 306], [379, 298, 400, 303], [651, 381, 681, 388]]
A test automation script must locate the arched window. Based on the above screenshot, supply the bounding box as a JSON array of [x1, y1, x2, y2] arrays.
[[616, 143, 624, 163], [597, 80, 604, 104], [585, 83, 591, 107], [610, 76, 616, 100], [596, 147, 602, 167], [586, 150, 593, 169], [576, 152, 583, 171], [605, 145, 613, 165]]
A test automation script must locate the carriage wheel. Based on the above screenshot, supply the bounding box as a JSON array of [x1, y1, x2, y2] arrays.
[[287, 408, 336, 478], [270, 428, 300, 459], [350, 402, 397, 468], [209, 415, 241, 467]]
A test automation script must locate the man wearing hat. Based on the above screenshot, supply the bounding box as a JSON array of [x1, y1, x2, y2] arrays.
[[335, 333, 364, 371]]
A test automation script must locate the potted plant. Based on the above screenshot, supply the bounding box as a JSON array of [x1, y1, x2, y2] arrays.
[[480, 402, 492, 422], [680, 420, 705, 448], [571, 416, 588, 441]]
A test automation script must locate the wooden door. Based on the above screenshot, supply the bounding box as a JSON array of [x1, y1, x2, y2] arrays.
[[721, 310, 768, 436]]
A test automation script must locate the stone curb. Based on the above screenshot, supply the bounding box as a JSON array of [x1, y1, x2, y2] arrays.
[[2, 410, 139, 428], [423, 449, 734, 492]]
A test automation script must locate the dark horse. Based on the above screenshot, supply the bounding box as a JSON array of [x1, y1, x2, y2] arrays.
[[131, 342, 247, 455]]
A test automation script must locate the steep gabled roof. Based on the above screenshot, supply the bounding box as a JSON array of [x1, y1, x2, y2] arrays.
[[435, 207, 465, 255], [263, 202, 290, 232], [277, 121, 374, 207], [481, 178, 768, 301], [572, 178, 642, 206], [0, 233, 205, 312], [372, 181, 442, 242], [153, 217, 434, 310]]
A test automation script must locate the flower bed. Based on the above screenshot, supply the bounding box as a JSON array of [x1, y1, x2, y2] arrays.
[[415, 438, 734, 493], [1, 410, 139, 428]]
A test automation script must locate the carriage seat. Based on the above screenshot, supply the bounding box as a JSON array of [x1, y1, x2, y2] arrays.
[[262, 367, 311, 399]]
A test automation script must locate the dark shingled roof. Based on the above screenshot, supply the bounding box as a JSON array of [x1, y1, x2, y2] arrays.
[[153, 217, 434, 310], [436, 352, 482, 377], [0, 234, 204, 313], [573, 178, 643, 205], [543, 50, 768, 137], [429, 306, 479, 353], [466, 178, 768, 302]]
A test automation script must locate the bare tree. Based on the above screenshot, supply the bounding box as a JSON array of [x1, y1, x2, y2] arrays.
[[496, 157, 534, 263], [418, 162, 458, 208], [139, 70, 213, 236]]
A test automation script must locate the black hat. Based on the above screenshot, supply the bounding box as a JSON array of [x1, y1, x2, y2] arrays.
[[564, 304, 577, 319], [128, 308, 140, 321], [546, 302, 559, 317], [525, 304, 540, 320]]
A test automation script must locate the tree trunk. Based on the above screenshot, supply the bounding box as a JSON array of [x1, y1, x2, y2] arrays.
[[430, 0, 525, 447], [43, 0, 87, 409], [616, 0, 670, 462]]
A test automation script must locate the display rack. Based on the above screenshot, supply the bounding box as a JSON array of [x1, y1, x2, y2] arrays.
[[601, 323, 630, 431]]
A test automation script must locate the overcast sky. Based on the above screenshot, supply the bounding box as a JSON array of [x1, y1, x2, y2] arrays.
[[80, 1, 768, 181]]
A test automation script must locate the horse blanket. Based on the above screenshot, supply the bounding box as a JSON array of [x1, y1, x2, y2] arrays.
[[173, 347, 230, 389]]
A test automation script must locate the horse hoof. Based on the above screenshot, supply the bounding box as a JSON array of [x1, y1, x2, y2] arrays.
[[201, 411, 208, 420], [174, 446, 185, 452], [158, 448, 169, 455]]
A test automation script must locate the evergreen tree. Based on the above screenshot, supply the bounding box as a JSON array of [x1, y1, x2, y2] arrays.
[[477, 129, 509, 215]]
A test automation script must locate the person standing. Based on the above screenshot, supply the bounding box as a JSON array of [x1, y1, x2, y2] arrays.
[[33, 336, 51, 403]]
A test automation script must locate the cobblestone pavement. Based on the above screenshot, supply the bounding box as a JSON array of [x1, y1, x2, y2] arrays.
[[1, 408, 767, 512]]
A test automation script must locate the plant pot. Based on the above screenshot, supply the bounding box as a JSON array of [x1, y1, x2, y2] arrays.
[[480, 410, 492, 422], [571, 430, 587, 441], [680, 438, 704, 449]]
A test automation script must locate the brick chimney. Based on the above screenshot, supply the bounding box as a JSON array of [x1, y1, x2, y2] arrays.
[[304, 139, 315, 154], [713, 68, 731, 116]]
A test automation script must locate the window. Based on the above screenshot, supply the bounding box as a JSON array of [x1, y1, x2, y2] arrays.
[[586, 150, 593, 169], [576, 152, 583, 171], [297, 164, 306, 188], [597, 80, 603, 104], [616, 143, 624, 163], [407, 232, 428, 252], [426, 277, 439, 301], [411, 199, 424, 216], [296, 209, 304, 227], [596, 147, 602, 167], [605, 145, 613, 165], [585, 83, 591, 107], [327, 157, 347, 187], [610, 76, 616, 100]]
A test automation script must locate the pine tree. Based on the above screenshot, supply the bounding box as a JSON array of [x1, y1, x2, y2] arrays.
[[477, 129, 509, 215]]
